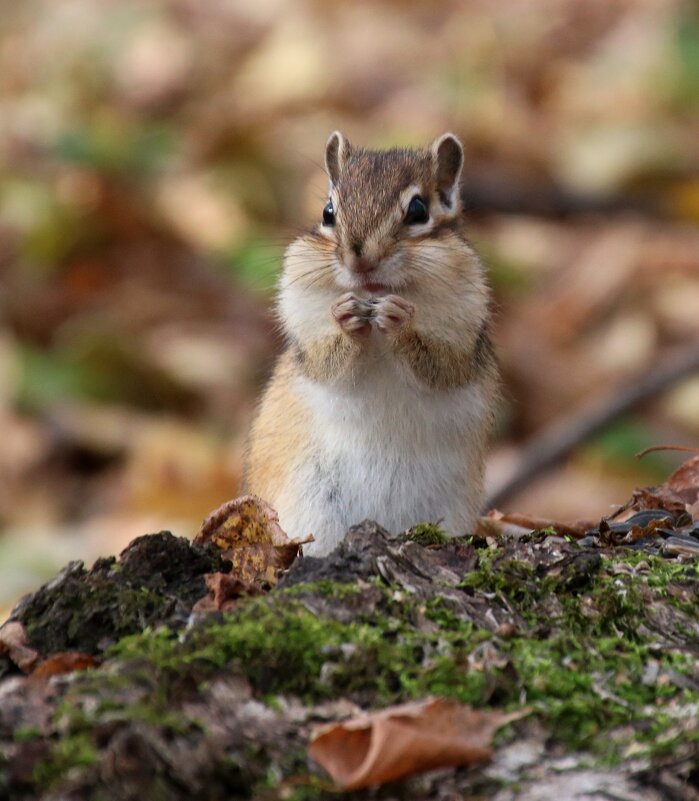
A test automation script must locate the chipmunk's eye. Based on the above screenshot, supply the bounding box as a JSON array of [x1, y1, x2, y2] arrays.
[[322, 200, 335, 226], [404, 195, 429, 225]]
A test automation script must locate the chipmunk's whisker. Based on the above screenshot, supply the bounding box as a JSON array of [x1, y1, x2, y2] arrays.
[[409, 255, 479, 291], [304, 266, 336, 290], [285, 263, 334, 287]]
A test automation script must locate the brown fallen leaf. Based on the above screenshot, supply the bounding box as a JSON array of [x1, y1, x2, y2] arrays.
[[194, 495, 312, 588], [609, 455, 699, 523], [0, 621, 39, 673], [309, 697, 527, 790], [30, 652, 99, 679], [609, 486, 687, 523], [592, 456, 699, 542], [623, 516, 673, 543], [665, 455, 699, 512], [192, 571, 262, 613]]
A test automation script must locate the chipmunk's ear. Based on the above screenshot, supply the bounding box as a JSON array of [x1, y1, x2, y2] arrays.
[[325, 131, 351, 186], [431, 133, 464, 209]]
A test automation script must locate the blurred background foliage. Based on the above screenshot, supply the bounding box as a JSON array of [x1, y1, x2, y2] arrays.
[[1, 0, 698, 615]]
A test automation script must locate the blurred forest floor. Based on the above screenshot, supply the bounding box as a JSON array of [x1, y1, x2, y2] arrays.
[[1, 0, 698, 617]]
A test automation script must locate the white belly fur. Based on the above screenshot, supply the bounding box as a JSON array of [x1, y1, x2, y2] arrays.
[[280, 357, 489, 555]]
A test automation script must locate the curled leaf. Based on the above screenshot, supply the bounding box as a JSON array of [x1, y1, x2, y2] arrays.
[[195, 495, 311, 588], [665, 455, 699, 512], [309, 697, 526, 790]]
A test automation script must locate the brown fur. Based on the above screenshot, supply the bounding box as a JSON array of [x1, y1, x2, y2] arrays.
[[291, 333, 362, 383]]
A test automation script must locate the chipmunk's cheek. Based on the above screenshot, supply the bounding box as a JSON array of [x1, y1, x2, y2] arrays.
[[333, 263, 360, 291], [377, 250, 410, 286]]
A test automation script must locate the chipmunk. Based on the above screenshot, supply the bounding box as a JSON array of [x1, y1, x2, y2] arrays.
[[244, 132, 497, 555]]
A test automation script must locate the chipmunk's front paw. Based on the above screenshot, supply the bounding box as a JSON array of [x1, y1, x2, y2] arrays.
[[331, 293, 373, 337], [374, 295, 415, 333]]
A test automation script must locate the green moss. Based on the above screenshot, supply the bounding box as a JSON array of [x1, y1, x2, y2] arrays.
[[277, 784, 327, 801], [13, 727, 42, 743], [33, 732, 98, 789], [30, 554, 699, 794], [283, 579, 365, 600], [107, 589, 483, 706], [424, 597, 472, 629], [611, 553, 699, 614], [110, 565, 693, 742], [461, 549, 539, 606], [508, 634, 641, 748], [405, 522, 451, 546]]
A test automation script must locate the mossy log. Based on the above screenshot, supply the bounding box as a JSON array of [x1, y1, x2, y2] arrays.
[[0, 523, 697, 800]]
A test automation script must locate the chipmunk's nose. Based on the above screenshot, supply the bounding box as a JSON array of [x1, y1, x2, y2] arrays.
[[351, 256, 376, 274], [346, 242, 377, 274]]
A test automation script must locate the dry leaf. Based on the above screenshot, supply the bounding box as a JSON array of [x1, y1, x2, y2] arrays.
[[31, 652, 98, 679], [665, 455, 699, 511], [609, 486, 688, 523], [610, 455, 699, 523], [192, 571, 262, 613], [623, 517, 673, 543], [194, 495, 311, 587], [0, 621, 39, 673], [309, 697, 526, 790]]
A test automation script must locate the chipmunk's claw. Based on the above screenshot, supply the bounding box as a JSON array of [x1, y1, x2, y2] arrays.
[[374, 295, 415, 333], [331, 293, 373, 337]]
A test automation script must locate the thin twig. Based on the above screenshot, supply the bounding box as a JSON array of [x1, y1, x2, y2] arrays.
[[485, 343, 699, 511], [635, 444, 699, 459]]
